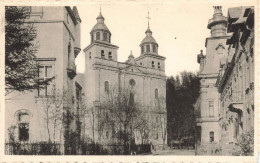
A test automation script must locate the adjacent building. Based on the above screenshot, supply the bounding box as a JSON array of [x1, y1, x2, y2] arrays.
[[5, 6, 82, 143], [196, 6, 255, 151], [216, 6, 254, 146]]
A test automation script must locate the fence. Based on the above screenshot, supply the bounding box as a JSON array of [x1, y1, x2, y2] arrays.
[[5, 141, 63, 155], [5, 141, 151, 155]]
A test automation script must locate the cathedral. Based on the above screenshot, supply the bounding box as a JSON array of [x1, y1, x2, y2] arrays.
[[82, 11, 167, 146]]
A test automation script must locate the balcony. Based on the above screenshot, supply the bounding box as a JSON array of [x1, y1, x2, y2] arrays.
[[228, 91, 243, 113], [67, 61, 77, 79]]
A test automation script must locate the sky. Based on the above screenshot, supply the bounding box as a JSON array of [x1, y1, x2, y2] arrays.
[[75, 3, 235, 77]]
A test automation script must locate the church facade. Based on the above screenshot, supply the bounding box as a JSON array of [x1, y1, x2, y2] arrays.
[[82, 12, 167, 146]]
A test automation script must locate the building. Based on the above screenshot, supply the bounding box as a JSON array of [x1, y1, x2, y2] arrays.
[[216, 6, 254, 147], [196, 6, 229, 145], [83, 11, 167, 146], [5, 6, 82, 143]]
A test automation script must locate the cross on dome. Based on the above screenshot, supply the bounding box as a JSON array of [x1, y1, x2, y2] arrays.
[[146, 12, 151, 29]]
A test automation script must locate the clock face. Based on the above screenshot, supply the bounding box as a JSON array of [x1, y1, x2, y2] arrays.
[[129, 79, 136, 87]]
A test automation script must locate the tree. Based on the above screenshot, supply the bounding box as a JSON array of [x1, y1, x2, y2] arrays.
[[5, 6, 52, 95], [166, 71, 200, 149], [100, 88, 144, 154]]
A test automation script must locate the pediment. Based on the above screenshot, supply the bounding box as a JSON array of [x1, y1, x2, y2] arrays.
[[122, 65, 143, 74]]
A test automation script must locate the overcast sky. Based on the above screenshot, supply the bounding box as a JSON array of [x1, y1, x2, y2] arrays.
[[75, 3, 237, 77]]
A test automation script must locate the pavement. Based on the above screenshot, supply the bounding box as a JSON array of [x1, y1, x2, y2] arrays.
[[151, 149, 195, 155]]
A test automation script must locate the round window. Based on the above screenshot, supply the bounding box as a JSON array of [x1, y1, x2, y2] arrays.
[[129, 79, 136, 86]]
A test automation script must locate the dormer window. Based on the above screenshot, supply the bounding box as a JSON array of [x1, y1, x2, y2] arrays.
[[152, 61, 155, 68], [101, 50, 105, 58], [108, 52, 112, 59], [146, 45, 150, 52], [96, 32, 100, 40]]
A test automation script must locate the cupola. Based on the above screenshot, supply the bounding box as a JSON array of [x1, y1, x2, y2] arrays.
[[140, 12, 158, 55], [90, 11, 111, 43]]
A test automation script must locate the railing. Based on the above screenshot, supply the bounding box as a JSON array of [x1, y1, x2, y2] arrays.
[[5, 141, 63, 155]]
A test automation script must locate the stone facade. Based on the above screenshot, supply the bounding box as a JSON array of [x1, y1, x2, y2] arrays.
[[196, 6, 229, 144], [216, 6, 254, 146], [5, 6, 81, 143], [83, 12, 167, 145]]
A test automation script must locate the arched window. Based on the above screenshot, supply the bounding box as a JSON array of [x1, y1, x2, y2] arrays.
[[141, 46, 144, 53], [153, 44, 156, 52], [101, 50, 105, 58], [209, 101, 214, 117], [105, 81, 109, 93], [146, 45, 150, 52], [17, 111, 30, 141], [158, 62, 161, 69], [216, 44, 224, 54], [155, 88, 158, 99], [103, 32, 107, 41], [129, 93, 134, 105], [152, 61, 155, 68], [96, 32, 100, 40], [210, 131, 214, 142], [108, 52, 112, 59]]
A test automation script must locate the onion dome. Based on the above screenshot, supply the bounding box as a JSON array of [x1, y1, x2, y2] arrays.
[[90, 12, 111, 43]]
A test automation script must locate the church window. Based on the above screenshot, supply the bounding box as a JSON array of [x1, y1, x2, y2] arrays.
[[155, 89, 158, 99], [96, 32, 100, 40], [129, 93, 135, 105], [108, 52, 112, 59], [209, 131, 214, 142], [146, 45, 150, 52], [158, 62, 161, 69], [141, 46, 144, 53], [17, 111, 30, 141], [153, 44, 156, 52], [89, 52, 91, 59], [209, 101, 214, 117], [101, 50, 105, 58], [105, 81, 109, 94], [152, 61, 155, 68], [103, 32, 107, 41]]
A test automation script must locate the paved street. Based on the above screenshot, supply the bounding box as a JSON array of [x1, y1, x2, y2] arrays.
[[151, 149, 195, 155]]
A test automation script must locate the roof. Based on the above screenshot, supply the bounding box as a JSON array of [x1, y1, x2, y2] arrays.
[[91, 23, 110, 33], [73, 6, 81, 22], [141, 35, 157, 45], [65, 6, 78, 25]]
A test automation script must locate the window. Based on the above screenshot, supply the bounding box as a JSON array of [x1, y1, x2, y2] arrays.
[[141, 46, 144, 53], [30, 7, 43, 18], [103, 32, 107, 41], [152, 61, 155, 68], [38, 64, 53, 96], [68, 42, 71, 61], [209, 101, 214, 117], [108, 52, 112, 59], [153, 44, 156, 52], [146, 45, 150, 52], [140, 62, 142, 66], [210, 131, 214, 142], [105, 81, 109, 94], [96, 32, 100, 40], [91, 34, 94, 42], [101, 50, 105, 58], [106, 131, 109, 138], [17, 112, 30, 141], [155, 88, 158, 99], [129, 93, 135, 105], [158, 62, 161, 69], [89, 52, 91, 59], [129, 79, 136, 87]]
